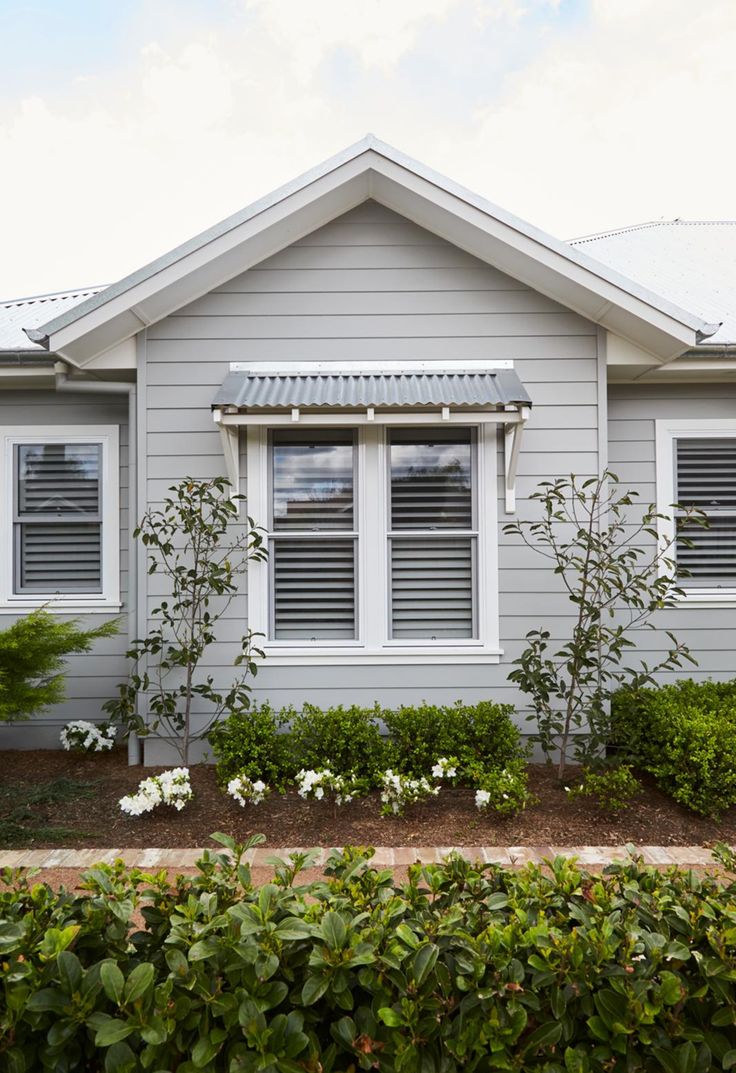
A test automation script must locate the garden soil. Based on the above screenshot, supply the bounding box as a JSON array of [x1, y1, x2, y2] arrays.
[[2, 748, 736, 849]]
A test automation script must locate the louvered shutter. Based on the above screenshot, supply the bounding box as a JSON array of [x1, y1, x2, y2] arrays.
[[270, 431, 356, 639], [675, 437, 736, 587], [14, 443, 102, 593], [389, 430, 476, 638]]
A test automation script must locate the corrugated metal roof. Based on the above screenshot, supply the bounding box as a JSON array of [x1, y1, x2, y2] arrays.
[[569, 221, 736, 346], [213, 368, 531, 409], [0, 287, 105, 352]]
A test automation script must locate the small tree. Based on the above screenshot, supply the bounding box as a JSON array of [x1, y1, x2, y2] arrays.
[[104, 477, 266, 765], [503, 471, 703, 780], [0, 609, 118, 721]]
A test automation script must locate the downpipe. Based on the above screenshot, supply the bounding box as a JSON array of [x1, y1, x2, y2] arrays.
[[54, 363, 142, 764]]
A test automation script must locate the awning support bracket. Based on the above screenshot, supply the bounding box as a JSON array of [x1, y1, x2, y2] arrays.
[[213, 408, 240, 499], [503, 405, 530, 514]]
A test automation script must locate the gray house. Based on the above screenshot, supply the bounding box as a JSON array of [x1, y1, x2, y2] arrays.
[[1, 137, 734, 762]]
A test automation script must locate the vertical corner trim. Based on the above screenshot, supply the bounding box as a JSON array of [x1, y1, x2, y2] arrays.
[[214, 410, 240, 497]]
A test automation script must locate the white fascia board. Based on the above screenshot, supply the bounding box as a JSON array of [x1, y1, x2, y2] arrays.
[[43, 139, 709, 365]]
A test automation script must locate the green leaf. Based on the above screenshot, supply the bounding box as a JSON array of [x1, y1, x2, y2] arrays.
[[123, 962, 154, 1005], [301, 975, 329, 1005], [378, 1007, 404, 1027], [57, 950, 82, 994], [94, 1018, 135, 1047], [411, 944, 439, 987], [723, 1051, 736, 1070], [104, 1041, 136, 1073], [192, 1035, 221, 1068], [100, 961, 125, 1005], [321, 911, 347, 950], [26, 988, 66, 1013], [524, 1021, 563, 1052]]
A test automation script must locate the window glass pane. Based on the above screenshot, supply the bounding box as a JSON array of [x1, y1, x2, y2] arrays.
[[272, 537, 356, 639], [390, 429, 472, 530], [17, 443, 101, 516], [676, 518, 736, 588], [272, 431, 354, 530], [390, 536, 474, 638], [18, 522, 102, 593]]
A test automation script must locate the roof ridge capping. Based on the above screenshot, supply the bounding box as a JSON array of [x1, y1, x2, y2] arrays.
[[25, 134, 721, 357], [571, 219, 736, 245]]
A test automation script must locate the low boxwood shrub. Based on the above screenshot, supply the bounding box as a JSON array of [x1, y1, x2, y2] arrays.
[[3, 837, 736, 1072], [383, 699, 523, 776], [289, 702, 388, 781], [208, 702, 292, 787], [611, 679, 736, 817]]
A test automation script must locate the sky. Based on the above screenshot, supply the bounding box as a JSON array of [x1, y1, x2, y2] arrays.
[[0, 0, 733, 298]]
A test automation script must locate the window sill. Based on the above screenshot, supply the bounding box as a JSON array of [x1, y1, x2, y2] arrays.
[[260, 646, 503, 666], [0, 599, 122, 615]]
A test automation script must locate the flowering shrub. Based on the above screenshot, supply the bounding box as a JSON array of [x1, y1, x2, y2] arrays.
[[226, 773, 270, 807], [119, 768, 192, 816], [431, 755, 458, 781], [60, 720, 116, 753], [380, 769, 439, 816], [474, 764, 533, 816], [295, 768, 359, 806]]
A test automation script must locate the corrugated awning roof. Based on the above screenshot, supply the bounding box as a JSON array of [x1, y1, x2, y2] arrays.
[[213, 367, 531, 410]]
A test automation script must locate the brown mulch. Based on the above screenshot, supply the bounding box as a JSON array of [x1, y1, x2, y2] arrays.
[[2, 748, 736, 849]]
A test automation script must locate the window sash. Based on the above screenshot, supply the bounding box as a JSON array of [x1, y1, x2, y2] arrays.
[[386, 428, 478, 639], [268, 430, 359, 640]]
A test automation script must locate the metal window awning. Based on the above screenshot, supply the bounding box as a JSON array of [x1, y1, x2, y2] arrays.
[[212, 361, 532, 512]]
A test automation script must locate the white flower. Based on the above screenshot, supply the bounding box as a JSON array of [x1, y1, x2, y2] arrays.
[[119, 768, 192, 816], [475, 789, 491, 810], [60, 720, 116, 753]]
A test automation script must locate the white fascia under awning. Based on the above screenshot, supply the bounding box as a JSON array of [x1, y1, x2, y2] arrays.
[[212, 360, 531, 513]]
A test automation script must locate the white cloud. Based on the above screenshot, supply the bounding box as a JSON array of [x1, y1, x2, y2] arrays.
[[0, 0, 734, 297]]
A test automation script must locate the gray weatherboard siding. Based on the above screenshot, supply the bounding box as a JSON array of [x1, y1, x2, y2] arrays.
[[0, 391, 129, 748], [608, 381, 736, 680], [141, 201, 600, 760]]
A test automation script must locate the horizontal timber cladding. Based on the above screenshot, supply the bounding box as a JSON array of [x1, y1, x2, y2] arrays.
[[0, 391, 129, 748], [608, 382, 736, 683], [140, 200, 600, 747]]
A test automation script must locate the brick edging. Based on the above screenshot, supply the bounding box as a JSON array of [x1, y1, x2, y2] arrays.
[[0, 845, 723, 870]]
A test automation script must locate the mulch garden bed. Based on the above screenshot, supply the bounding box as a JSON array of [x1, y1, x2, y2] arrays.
[[2, 748, 735, 849]]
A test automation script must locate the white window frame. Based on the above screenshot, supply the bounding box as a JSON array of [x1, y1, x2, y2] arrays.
[[246, 421, 501, 665], [0, 425, 120, 613], [655, 417, 736, 607]]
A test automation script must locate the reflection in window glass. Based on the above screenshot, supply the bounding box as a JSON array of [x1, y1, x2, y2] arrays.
[[272, 431, 353, 530], [390, 429, 472, 529]]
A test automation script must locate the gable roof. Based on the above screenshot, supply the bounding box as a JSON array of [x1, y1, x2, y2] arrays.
[[24, 136, 720, 366], [0, 287, 103, 354], [570, 220, 736, 346]]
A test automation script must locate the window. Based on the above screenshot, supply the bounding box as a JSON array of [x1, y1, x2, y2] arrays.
[[247, 422, 499, 663], [0, 426, 120, 610], [656, 419, 736, 601]]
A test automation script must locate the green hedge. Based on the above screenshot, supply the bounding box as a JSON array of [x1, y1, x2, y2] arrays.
[[3, 838, 736, 1072], [611, 679, 736, 817], [209, 699, 523, 787]]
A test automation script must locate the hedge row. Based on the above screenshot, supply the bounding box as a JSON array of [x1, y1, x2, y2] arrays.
[[3, 837, 736, 1072], [208, 699, 523, 787], [611, 679, 736, 817]]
